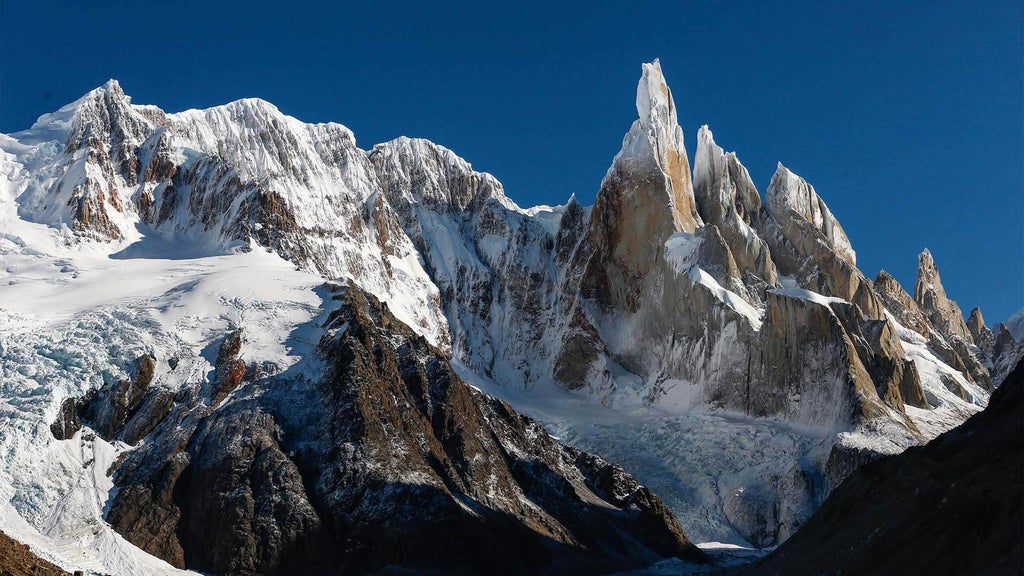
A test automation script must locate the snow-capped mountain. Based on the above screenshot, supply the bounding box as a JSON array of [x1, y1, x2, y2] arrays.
[[0, 60, 1018, 574]]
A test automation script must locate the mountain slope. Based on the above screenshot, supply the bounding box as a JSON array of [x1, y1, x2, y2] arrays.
[[87, 283, 706, 575], [726, 359, 1023, 575]]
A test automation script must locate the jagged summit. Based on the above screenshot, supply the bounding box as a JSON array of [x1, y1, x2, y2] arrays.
[[605, 59, 701, 234], [968, 306, 986, 332], [99, 78, 123, 93], [692, 124, 777, 290], [915, 247, 973, 343], [635, 59, 676, 132], [766, 162, 856, 266]]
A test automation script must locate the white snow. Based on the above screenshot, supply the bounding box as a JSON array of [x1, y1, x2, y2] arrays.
[[770, 286, 848, 307], [690, 268, 764, 331], [0, 153, 328, 573], [665, 232, 763, 330]]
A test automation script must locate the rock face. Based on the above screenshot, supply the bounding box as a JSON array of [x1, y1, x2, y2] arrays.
[[967, 307, 991, 348], [583, 59, 701, 312], [875, 269, 991, 395], [915, 249, 973, 343], [989, 323, 1024, 386], [49, 397, 81, 440], [764, 163, 855, 267], [96, 284, 705, 575], [77, 354, 157, 440], [912, 251, 992, 390], [729, 360, 1023, 576]]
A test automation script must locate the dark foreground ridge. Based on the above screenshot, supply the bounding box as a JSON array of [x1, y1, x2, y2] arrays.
[[0, 530, 70, 576], [723, 359, 1024, 576], [62, 282, 705, 576]]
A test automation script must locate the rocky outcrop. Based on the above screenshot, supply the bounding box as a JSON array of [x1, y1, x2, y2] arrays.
[[49, 397, 81, 440], [966, 308, 1024, 387], [211, 329, 246, 405], [913, 252, 992, 390], [968, 307, 993, 351], [915, 249, 973, 343], [990, 323, 1024, 387], [757, 291, 890, 427], [98, 284, 705, 575], [78, 354, 157, 440]]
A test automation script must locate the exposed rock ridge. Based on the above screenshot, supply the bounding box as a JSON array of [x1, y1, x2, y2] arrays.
[[912, 251, 991, 390], [0, 530, 71, 576], [968, 307, 1024, 386], [90, 284, 706, 575], [915, 248, 974, 343], [693, 125, 778, 293]]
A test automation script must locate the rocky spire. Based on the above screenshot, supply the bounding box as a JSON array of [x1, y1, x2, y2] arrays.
[[693, 125, 777, 291], [600, 59, 701, 235], [914, 249, 973, 344], [968, 307, 992, 346], [633, 59, 702, 233], [582, 60, 702, 310], [765, 163, 856, 266]]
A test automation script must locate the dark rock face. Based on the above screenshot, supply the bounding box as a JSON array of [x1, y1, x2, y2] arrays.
[[76, 354, 157, 441], [97, 283, 704, 576], [728, 360, 1024, 576], [49, 397, 81, 440], [211, 329, 246, 405]]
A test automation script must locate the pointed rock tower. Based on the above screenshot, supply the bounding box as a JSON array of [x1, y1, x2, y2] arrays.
[[915, 249, 973, 343], [693, 125, 778, 297], [582, 59, 703, 311]]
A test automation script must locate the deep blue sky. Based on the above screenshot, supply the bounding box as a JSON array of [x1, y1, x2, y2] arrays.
[[2, 1, 1021, 321]]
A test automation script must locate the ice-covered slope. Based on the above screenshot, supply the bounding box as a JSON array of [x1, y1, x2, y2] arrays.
[[3, 80, 448, 351], [0, 58, 1001, 571]]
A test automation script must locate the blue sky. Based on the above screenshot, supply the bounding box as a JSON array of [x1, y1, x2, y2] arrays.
[[2, 1, 1021, 321]]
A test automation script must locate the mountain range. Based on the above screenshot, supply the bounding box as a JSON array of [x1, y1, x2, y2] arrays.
[[0, 59, 1020, 575]]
